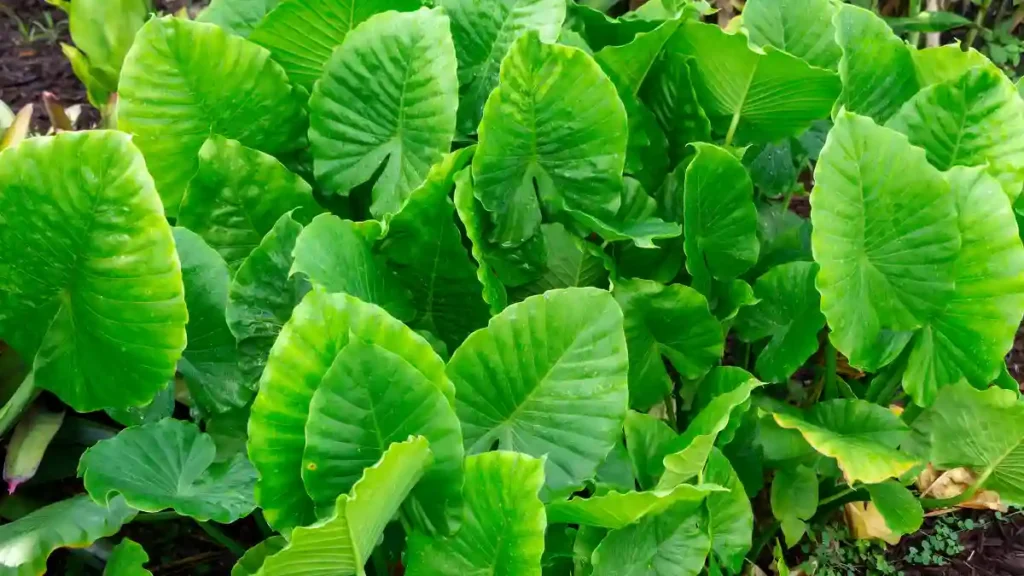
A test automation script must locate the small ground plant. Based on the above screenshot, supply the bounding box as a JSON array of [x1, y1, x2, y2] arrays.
[[1, 0, 1024, 574]]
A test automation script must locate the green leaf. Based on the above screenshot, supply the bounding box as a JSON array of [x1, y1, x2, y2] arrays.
[[887, 65, 1024, 199], [379, 148, 491, 351], [173, 228, 249, 415], [735, 262, 825, 383], [922, 383, 1024, 505], [79, 419, 256, 523], [591, 499, 710, 576], [232, 537, 286, 576], [118, 17, 307, 215], [640, 44, 711, 167], [866, 480, 923, 536], [886, 11, 973, 33], [834, 4, 920, 123], [621, 88, 672, 194], [405, 452, 547, 576], [747, 140, 798, 197], [692, 366, 757, 446], [226, 213, 309, 391], [472, 31, 628, 246], [452, 168, 510, 314], [811, 111, 959, 370], [911, 45, 991, 87], [770, 464, 818, 526], [742, 0, 841, 70], [178, 136, 320, 272], [308, 8, 458, 218], [683, 142, 759, 296], [658, 374, 758, 489], [704, 449, 752, 573], [572, 178, 681, 249], [902, 167, 1024, 406], [104, 538, 151, 576], [624, 411, 678, 490], [547, 483, 720, 529], [290, 215, 413, 321], [509, 223, 610, 301], [106, 381, 175, 428], [772, 399, 918, 484], [749, 203, 811, 279], [613, 278, 724, 411], [302, 339, 463, 531], [258, 436, 434, 575], [448, 287, 628, 498], [250, 0, 421, 90], [67, 0, 148, 86], [198, 0, 280, 37], [594, 442, 636, 493], [0, 495, 135, 576], [442, 0, 567, 134], [669, 21, 840, 144], [0, 132, 186, 413], [249, 290, 448, 532], [594, 18, 682, 96]]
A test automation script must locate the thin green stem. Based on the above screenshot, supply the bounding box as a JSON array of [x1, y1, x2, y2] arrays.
[[908, 0, 923, 46], [823, 339, 838, 401], [964, 0, 993, 51], [133, 511, 181, 523], [195, 521, 246, 557], [255, 511, 274, 539], [0, 373, 38, 438], [818, 486, 857, 507], [748, 520, 780, 563], [371, 545, 389, 576], [724, 110, 742, 147]]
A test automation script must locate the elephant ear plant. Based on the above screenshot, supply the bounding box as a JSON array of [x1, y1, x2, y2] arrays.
[[2, 0, 1024, 574]]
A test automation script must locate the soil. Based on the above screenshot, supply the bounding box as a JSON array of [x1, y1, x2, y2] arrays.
[[892, 510, 1024, 576]]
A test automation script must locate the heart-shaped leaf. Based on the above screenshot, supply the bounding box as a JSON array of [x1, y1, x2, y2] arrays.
[[743, 0, 840, 70]]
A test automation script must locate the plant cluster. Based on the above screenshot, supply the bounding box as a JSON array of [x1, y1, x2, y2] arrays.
[[2, 0, 1024, 574]]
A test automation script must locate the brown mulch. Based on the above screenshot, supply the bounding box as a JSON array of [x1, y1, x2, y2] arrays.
[[893, 511, 1024, 576]]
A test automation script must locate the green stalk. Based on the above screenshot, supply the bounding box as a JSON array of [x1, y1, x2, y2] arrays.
[[963, 0, 993, 51], [371, 545, 389, 576], [908, 0, 923, 47], [0, 373, 38, 439], [133, 511, 181, 523], [195, 521, 246, 557], [823, 339, 838, 401]]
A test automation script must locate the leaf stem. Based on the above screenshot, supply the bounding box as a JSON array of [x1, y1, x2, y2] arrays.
[[371, 545, 389, 576], [133, 511, 181, 523], [908, 0, 923, 46], [823, 339, 838, 401], [818, 486, 858, 507], [0, 373, 37, 438], [195, 520, 246, 557], [963, 0, 993, 51], [724, 111, 741, 147]]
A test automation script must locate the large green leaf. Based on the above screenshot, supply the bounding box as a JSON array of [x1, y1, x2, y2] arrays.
[[104, 539, 151, 576], [921, 383, 1024, 505], [903, 167, 1024, 405], [683, 142, 759, 296], [0, 495, 135, 576], [250, 0, 421, 90], [624, 411, 678, 490], [198, 0, 280, 37], [591, 499, 710, 576], [308, 8, 458, 218], [302, 339, 463, 530], [703, 449, 752, 573], [472, 31, 628, 246], [866, 480, 923, 536], [442, 0, 567, 134], [639, 42, 711, 167], [594, 18, 681, 97], [886, 65, 1024, 199], [178, 136, 320, 271], [448, 287, 628, 498], [118, 17, 307, 215], [509, 223, 610, 301], [613, 278, 723, 411], [232, 537, 286, 576], [405, 452, 546, 576], [735, 262, 825, 383], [290, 215, 414, 321], [173, 228, 248, 415], [249, 290, 449, 532], [66, 0, 147, 102], [452, 168, 510, 314], [772, 400, 918, 485], [811, 111, 959, 370], [258, 437, 434, 576], [379, 148, 491, 351], [0, 131, 186, 413], [79, 419, 256, 523], [547, 484, 720, 529], [226, 213, 309, 391], [657, 375, 757, 490], [668, 21, 840, 144], [911, 45, 991, 87], [742, 0, 840, 70], [834, 4, 919, 123], [770, 464, 817, 546]]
